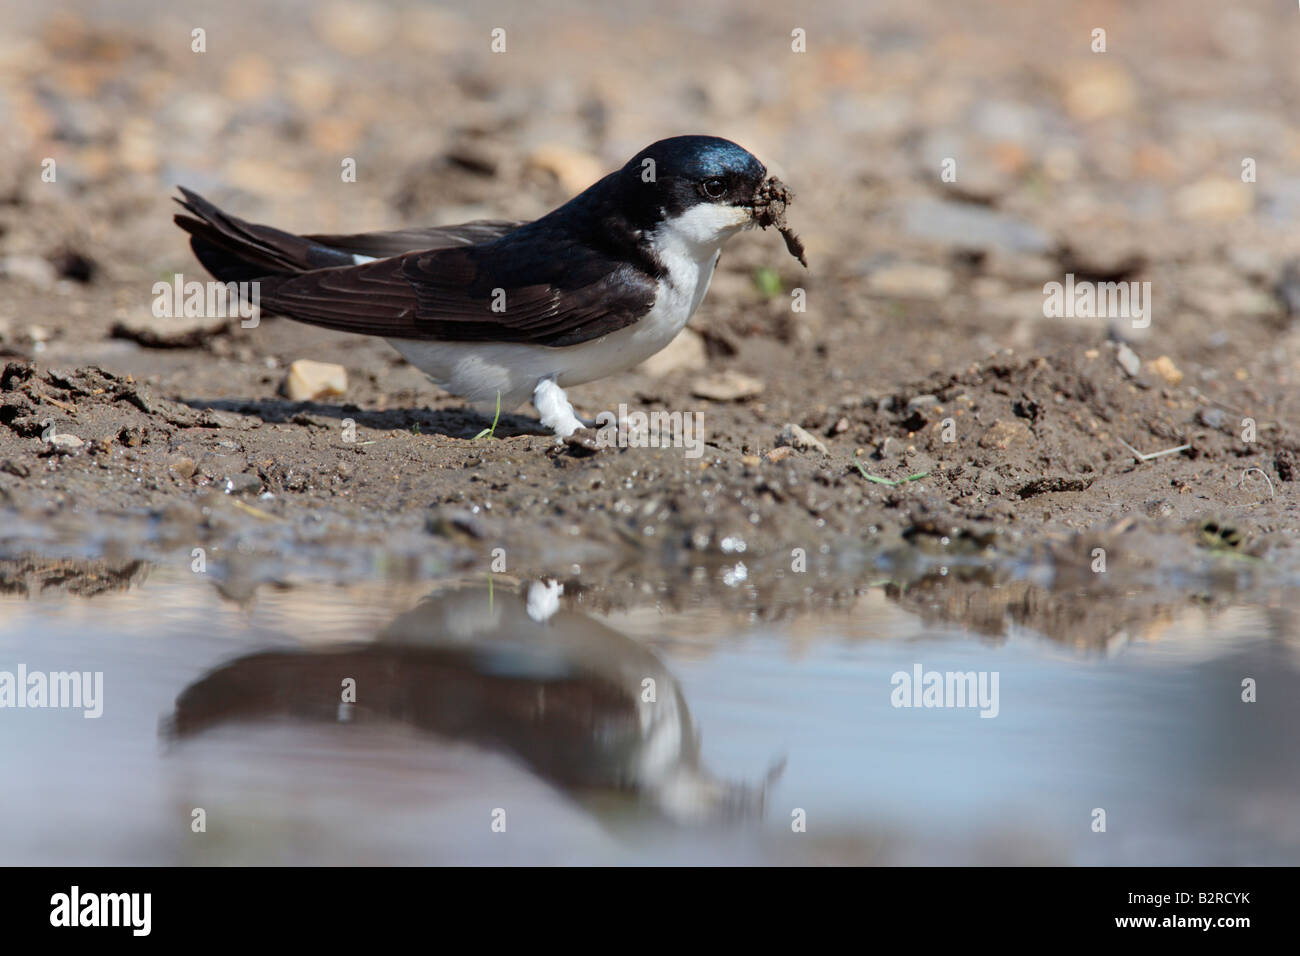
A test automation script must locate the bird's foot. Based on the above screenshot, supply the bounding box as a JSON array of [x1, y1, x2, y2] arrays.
[[562, 429, 600, 455]]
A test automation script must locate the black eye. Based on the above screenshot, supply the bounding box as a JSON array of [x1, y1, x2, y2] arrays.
[[701, 178, 727, 199]]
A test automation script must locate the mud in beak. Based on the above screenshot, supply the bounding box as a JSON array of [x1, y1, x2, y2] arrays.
[[749, 176, 807, 268]]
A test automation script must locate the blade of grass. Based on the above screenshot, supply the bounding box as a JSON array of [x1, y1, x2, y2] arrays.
[[473, 391, 502, 440], [853, 456, 928, 486]]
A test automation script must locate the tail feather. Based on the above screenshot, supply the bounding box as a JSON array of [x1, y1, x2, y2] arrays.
[[179, 233, 278, 284], [173, 187, 355, 282]]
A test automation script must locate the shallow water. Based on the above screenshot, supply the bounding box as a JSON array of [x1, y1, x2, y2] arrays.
[[2, 554, 1297, 866]]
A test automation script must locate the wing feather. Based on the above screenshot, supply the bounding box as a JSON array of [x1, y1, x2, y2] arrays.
[[303, 221, 525, 259]]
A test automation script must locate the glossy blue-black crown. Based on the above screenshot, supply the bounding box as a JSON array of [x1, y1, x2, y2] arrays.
[[604, 135, 769, 228], [624, 135, 766, 184]]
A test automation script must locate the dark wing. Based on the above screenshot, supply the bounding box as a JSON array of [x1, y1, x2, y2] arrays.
[[175, 187, 525, 277], [303, 221, 526, 259], [260, 227, 658, 347]]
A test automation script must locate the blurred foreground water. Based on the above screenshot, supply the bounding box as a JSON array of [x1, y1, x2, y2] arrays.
[[1, 554, 1297, 865]]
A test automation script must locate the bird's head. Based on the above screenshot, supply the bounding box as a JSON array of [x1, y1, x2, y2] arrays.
[[616, 136, 804, 265], [619, 135, 767, 237]]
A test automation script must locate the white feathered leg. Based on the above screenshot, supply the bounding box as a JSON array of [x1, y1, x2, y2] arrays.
[[533, 376, 586, 439]]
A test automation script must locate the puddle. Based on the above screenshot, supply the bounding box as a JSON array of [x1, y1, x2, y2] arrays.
[[2, 558, 1297, 865]]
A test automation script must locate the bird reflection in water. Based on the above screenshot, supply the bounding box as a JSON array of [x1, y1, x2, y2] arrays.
[[167, 580, 778, 823]]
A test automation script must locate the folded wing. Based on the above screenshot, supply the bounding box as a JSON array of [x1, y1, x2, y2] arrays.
[[175, 187, 658, 347], [261, 234, 658, 347]]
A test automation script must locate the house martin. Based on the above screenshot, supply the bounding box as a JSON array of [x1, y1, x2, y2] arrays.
[[174, 135, 804, 440]]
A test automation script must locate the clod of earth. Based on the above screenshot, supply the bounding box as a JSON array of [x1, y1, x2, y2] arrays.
[[753, 177, 807, 267]]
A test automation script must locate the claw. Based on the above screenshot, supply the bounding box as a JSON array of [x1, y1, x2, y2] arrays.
[[562, 429, 600, 456]]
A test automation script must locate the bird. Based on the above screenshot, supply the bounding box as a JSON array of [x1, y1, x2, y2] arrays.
[[173, 135, 804, 440]]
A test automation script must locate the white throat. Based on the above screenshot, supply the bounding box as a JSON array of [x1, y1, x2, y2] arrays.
[[648, 202, 752, 288]]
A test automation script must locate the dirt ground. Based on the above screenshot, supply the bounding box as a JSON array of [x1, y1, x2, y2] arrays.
[[1, 0, 1297, 616]]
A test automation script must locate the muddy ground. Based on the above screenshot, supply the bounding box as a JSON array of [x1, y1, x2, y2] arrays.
[[0, 0, 1298, 626]]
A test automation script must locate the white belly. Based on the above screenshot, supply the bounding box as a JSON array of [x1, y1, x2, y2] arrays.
[[388, 249, 720, 411]]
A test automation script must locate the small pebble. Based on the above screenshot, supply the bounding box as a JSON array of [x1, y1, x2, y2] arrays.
[[775, 423, 829, 455], [1115, 343, 1142, 377]]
